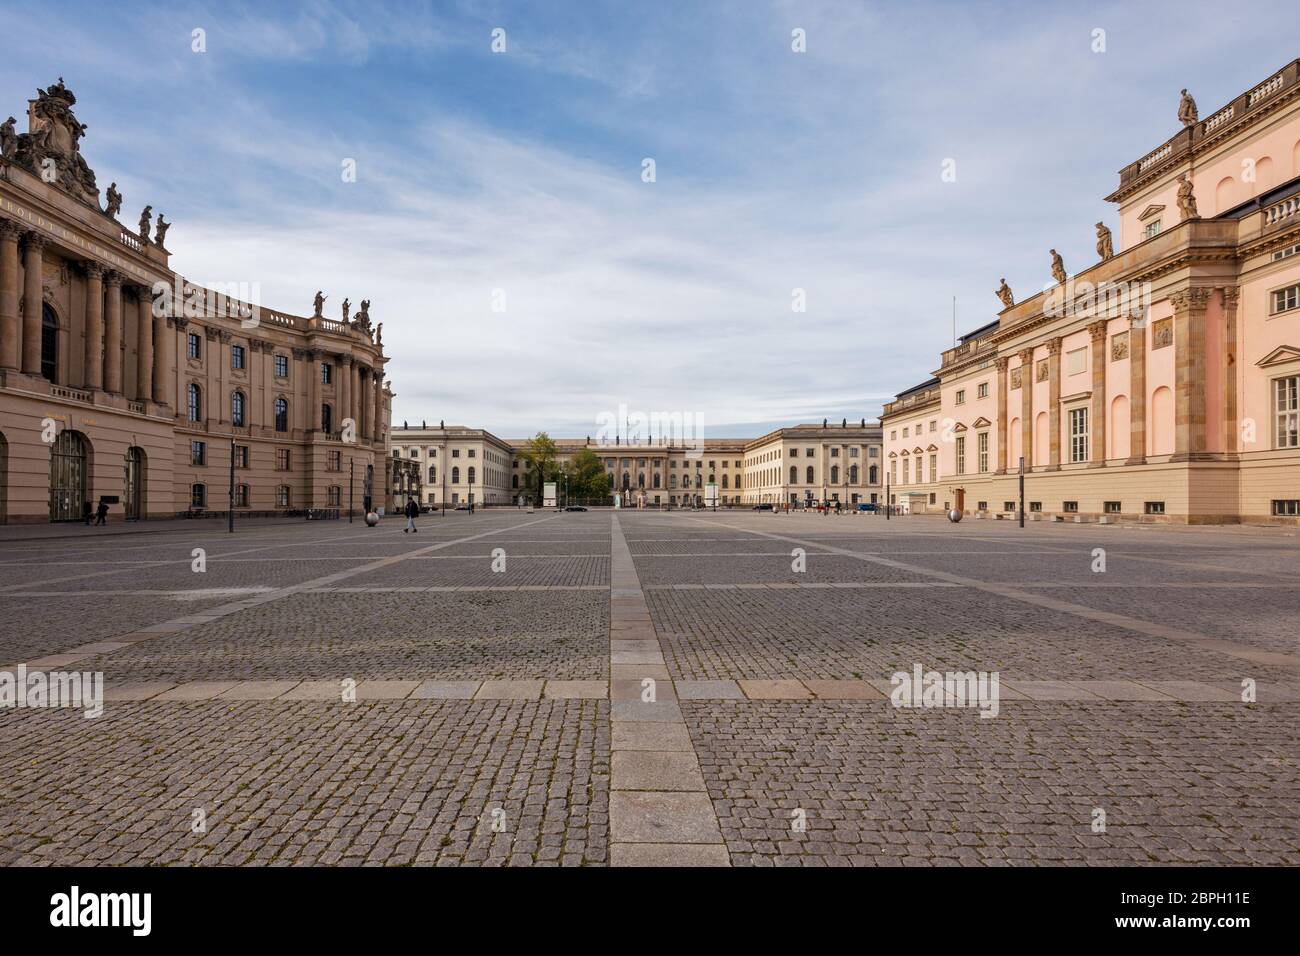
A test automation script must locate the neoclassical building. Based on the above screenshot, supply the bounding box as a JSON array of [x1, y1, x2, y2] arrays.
[[0, 80, 394, 523], [390, 420, 882, 507], [883, 58, 1300, 524]]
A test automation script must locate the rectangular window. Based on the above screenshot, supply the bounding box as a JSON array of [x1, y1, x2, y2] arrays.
[[1066, 348, 1087, 376], [327, 486, 341, 506], [1276, 376, 1299, 448], [955, 436, 966, 475], [1105, 501, 1122, 513], [890, 461, 897, 484], [1029, 501, 1042, 512], [1063, 501, 1078, 513], [977, 432, 989, 473], [929, 453, 937, 483], [187, 333, 201, 359], [327, 450, 341, 472], [977, 382, 988, 399], [1145, 501, 1165, 515], [190, 484, 206, 508], [1271, 284, 1300, 315], [902, 458, 910, 484], [191, 440, 206, 466], [235, 484, 249, 508], [955, 389, 966, 405], [1004, 501, 1016, 512], [1069, 407, 1089, 463], [234, 444, 249, 469], [1272, 499, 1300, 516], [276, 448, 291, 471], [277, 486, 291, 507], [1144, 219, 1161, 240], [901, 427, 909, 438], [320, 362, 332, 384], [274, 354, 288, 378], [977, 501, 987, 511], [231, 345, 245, 370]]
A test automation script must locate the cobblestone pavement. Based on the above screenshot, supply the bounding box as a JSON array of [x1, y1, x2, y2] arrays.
[[0, 510, 1296, 866]]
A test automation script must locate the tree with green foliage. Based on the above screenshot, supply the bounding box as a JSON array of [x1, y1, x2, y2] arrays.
[[564, 447, 609, 501], [519, 432, 558, 505]]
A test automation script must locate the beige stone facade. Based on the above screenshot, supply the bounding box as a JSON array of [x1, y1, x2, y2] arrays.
[[391, 422, 882, 508], [0, 80, 393, 523], [882, 58, 1300, 524]]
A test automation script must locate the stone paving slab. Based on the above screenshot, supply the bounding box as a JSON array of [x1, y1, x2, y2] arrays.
[[218, 680, 301, 700], [356, 680, 422, 700], [474, 680, 544, 700], [544, 680, 608, 699], [675, 679, 745, 700], [612, 751, 707, 791], [802, 679, 886, 700], [155, 681, 240, 702], [608, 843, 731, 866], [411, 680, 481, 699], [610, 791, 725, 844], [739, 679, 813, 700]]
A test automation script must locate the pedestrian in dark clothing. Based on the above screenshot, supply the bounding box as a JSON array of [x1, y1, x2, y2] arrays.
[[404, 497, 419, 533], [94, 501, 109, 526]]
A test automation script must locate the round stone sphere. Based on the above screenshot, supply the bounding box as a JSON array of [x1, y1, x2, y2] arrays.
[[364, 511, 379, 527], [947, 508, 963, 523]]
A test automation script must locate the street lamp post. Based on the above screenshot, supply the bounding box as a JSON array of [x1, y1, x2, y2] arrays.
[[228, 438, 235, 534], [1018, 456, 1025, 529], [349, 457, 354, 523]]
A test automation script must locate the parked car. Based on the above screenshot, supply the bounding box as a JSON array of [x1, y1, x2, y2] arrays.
[[856, 503, 877, 512], [564, 505, 588, 512], [752, 503, 774, 511]]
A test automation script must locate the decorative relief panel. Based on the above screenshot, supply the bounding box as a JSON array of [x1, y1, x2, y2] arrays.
[[1110, 331, 1129, 361], [1010, 367, 1023, 389], [1036, 359, 1049, 382], [1152, 317, 1173, 350]]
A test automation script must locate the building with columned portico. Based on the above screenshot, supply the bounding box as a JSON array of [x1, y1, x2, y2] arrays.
[[0, 79, 395, 523]]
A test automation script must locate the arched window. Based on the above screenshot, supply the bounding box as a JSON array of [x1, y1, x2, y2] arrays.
[[790, 465, 797, 483], [467, 467, 476, 485], [430, 466, 438, 483], [452, 467, 460, 484], [652, 473, 661, 488], [41, 304, 58, 383], [849, 464, 859, 483], [806, 465, 815, 483], [511, 473, 518, 488], [721, 474, 728, 488], [274, 397, 288, 432], [321, 404, 332, 433], [831, 465, 840, 484], [187, 384, 201, 422], [231, 391, 246, 427], [869, 464, 878, 484]]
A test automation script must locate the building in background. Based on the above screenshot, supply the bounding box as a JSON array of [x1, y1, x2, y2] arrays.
[[390, 421, 882, 507], [883, 58, 1300, 524], [0, 79, 393, 523]]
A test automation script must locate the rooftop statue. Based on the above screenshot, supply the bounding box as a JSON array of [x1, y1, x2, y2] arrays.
[[995, 278, 1014, 309], [154, 214, 170, 247], [138, 205, 152, 242], [13, 78, 100, 206], [1178, 88, 1198, 127], [1095, 222, 1113, 260], [1176, 174, 1199, 219], [104, 182, 122, 217], [1049, 249, 1067, 286], [313, 290, 326, 317]]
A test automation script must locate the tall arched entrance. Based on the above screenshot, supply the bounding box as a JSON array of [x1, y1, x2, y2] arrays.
[[49, 431, 88, 522], [124, 446, 145, 520], [41, 303, 59, 383]]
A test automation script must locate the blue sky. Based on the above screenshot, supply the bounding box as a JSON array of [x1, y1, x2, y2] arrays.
[[2, 0, 1295, 437]]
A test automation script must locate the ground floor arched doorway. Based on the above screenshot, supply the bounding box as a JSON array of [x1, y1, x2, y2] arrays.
[[124, 446, 145, 520], [49, 431, 88, 522]]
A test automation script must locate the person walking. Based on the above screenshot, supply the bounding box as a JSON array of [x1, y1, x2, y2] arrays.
[[404, 496, 419, 533], [94, 499, 109, 526]]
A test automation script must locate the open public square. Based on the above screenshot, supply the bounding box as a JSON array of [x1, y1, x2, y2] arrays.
[[1, 510, 1296, 868]]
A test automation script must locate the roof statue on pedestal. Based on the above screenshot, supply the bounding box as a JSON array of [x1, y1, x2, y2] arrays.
[[138, 205, 152, 242], [995, 278, 1014, 309], [1049, 249, 1067, 286], [1095, 222, 1114, 260], [354, 299, 372, 334], [313, 290, 326, 317], [0, 117, 17, 162], [13, 78, 100, 207], [1178, 89, 1198, 127], [341, 298, 350, 324], [104, 182, 122, 217], [1176, 174, 1199, 219], [154, 214, 169, 248]]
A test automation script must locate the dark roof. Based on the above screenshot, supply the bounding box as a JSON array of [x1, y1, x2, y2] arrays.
[[894, 377, 940, 400], [959, 320, 999, 344]]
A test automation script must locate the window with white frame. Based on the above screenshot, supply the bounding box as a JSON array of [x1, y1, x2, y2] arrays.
[[977, 382, 988, 399], [1069, 407, 1089, 462], [1144, 219, 1161, 240], [1272, 284, 1300, 315], [1276, 376, 1299, 448], [977, 431, 989, 473], [955, 436, 966, 475]]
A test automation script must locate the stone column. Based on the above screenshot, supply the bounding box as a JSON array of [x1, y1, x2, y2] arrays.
[[0, 220, 21, 371], [372, 372, 383, 443], [1125, 312, 1147, 465], [103, 271, 124, 393], [1171, 287, 1212, 460], [1018, 347, 1034, 470], [309, 349, 323, 431], [1221, 286, 1240, 454], [1046, 337, 1062, 470], [350, 358, 361, 430], [136, 287, 153, 401], [994, 356, 1009, 474], [20, 233, 46, 376], [365, 368, 377, 445], [152, 293, 171, 404], [1088, 320, 1108, 465], [337, 355, 351, 435], [83, 263, 105, 390]]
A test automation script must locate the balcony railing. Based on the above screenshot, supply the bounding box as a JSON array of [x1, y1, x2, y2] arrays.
[[1263, 195, 1300, 228]]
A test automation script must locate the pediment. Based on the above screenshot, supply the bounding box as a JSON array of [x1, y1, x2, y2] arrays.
[[912, 447, 924, 455], [952, 422, 968, 432], [1138, 203, 1165, 222], [1256, 345, 1300, 368], [971, 416, 992, 428], [926, 444, 938, 452]]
